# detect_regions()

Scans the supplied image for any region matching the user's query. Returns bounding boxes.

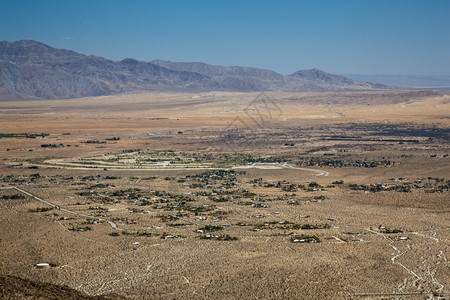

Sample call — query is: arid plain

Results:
[0,90,449,299]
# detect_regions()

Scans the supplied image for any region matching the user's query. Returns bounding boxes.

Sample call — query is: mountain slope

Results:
[151,59,287,92]
[151,59,284,80]
[0,40,211,99]
[0,40,389,100]
[279,68,388,92]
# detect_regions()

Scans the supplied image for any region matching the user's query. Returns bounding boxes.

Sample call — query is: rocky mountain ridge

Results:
[0,40,389,100]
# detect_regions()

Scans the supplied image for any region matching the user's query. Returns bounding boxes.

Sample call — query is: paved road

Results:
[233,162,329,178]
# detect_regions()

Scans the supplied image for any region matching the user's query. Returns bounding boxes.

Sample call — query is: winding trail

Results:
[364,228,447,294]
[365,228,424,287]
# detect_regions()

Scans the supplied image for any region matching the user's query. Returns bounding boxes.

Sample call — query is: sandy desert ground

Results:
[0,90,449,299]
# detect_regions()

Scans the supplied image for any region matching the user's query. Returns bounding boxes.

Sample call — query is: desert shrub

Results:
[69,226,92,232]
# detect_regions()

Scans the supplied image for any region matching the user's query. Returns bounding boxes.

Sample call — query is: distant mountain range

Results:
[345,74,450,89]
[0,40,389,100]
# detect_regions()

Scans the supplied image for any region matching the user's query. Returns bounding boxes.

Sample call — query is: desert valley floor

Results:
[0,90,449,299]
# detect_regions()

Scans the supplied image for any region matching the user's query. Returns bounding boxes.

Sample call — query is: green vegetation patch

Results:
[199,234,238,241]
[28,207,54,213]
[291,234,321,243]
[0,133,27,138]
[69,226,92,232]
[23,157,51,164]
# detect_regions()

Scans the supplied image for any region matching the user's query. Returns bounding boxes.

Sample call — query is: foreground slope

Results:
[0,275,126,300]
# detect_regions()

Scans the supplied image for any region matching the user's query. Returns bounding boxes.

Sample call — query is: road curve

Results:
[233,162,329,178]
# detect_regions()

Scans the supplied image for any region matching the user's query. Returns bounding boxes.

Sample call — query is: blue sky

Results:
[1,0,449,75]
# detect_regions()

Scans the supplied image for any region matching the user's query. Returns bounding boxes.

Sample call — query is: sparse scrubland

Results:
[0,91,449,299]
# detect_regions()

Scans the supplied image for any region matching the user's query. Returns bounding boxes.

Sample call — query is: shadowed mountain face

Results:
[0,40,389,100]
[0,275,126,300]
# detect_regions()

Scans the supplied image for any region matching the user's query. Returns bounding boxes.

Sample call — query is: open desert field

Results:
[1,90,449,299]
